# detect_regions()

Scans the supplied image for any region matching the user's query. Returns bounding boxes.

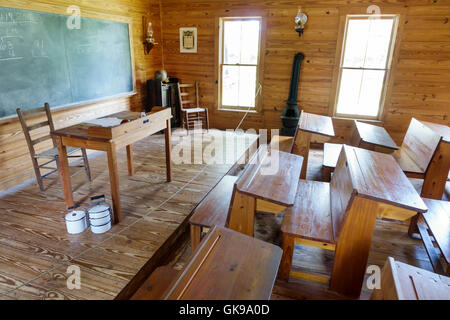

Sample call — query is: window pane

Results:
[342,19,370,68]
[238,66,257,107]
[240,20,260,65]
[222,65,257,107]
[224,21,241,64]
[336,69,385,117]
[222,66,239,106]
[364,19,394,69]
[224,20,260,65]
[342,17,394,69]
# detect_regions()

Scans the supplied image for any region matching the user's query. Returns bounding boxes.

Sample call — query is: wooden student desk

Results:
[292,111,335,179]
[228,145,304,237]
[131,226,282,300]
[279,145,427,297]
[371,257,450,300]
[52,108,172,223]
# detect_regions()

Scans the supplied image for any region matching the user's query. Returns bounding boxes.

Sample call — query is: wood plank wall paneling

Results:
[0,0,163,192]
[160,0,450,143]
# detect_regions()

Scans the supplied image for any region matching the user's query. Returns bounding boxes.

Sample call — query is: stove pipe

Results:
[280,52,305,136]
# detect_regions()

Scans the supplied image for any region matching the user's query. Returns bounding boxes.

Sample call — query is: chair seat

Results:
[184,107,207,113]
[422,198,450,264]
[189,175,238,229]
[392,148,424,175]
[323,143,344,169]
[35,146,80,159]
[281,180,335,244]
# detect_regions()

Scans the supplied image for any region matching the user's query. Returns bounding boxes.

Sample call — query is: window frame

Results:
[217,16,263,112]
[332,14,400,120]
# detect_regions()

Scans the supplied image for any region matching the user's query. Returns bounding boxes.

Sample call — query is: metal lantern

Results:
[295,8,308,37]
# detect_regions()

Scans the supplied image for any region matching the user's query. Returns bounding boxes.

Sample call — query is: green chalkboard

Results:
[0,6,134,118]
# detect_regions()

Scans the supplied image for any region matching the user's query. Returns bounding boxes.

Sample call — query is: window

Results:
[218,17,262,110]
[334,15,398,119]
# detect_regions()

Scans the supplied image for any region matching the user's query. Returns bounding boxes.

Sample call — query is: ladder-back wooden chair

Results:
[16,103,91,192]
[177,81,209,133]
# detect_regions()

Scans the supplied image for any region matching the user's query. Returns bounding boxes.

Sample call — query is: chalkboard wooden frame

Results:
[0,3,137,123]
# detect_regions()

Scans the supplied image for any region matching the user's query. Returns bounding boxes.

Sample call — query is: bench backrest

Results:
[330,146,356,240]
[348,120,362,146]
[402,118,441,172]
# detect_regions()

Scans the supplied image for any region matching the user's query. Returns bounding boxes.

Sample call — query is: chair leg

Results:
[181,111,186,131]
[32,157,45,192]
[81,148,92,181]
[185,112,189,134]
[205,109,210,132]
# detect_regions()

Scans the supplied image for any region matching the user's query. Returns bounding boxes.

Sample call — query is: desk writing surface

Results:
[298,111,335,137]
[236,145,303,206]
[343,145,427,212]
[52,109,171,141]
[163,226,282,300]
[355,121,398,150]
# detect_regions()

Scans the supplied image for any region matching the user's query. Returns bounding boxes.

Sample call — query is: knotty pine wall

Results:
[0,0,163,192]
[160,0,450,142]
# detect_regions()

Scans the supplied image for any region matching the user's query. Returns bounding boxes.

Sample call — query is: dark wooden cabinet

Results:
[147,79,181,128]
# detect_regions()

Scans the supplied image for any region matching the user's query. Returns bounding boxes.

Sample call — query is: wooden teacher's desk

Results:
[52,108,172,223]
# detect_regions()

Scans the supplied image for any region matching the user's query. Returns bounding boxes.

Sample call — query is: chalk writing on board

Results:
[0,36,23,61]
[32,39,48,58]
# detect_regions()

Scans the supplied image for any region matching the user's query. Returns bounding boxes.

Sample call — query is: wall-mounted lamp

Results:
[295,7,308,37]
[143,16,157,54]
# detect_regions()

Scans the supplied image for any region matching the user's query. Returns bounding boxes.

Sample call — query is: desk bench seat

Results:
[281,180,334,246]
[417,198,450,276]
[189,175,237,249]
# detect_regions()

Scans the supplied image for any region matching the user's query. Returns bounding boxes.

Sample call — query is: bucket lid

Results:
[88,205,110,219]
[88,204,109,214]
[65,210,86,222]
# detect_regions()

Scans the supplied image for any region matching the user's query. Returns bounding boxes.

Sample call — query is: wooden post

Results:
[228,190,256,237]
[107,143,122,223]
[165,119,172,182]
[278,235,295,281]
[126,144,134,176]
[56,136,74,208]
[330,197,379,297]
[292,131,311,179]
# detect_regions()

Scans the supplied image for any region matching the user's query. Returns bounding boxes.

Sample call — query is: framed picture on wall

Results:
[179,27,197,53]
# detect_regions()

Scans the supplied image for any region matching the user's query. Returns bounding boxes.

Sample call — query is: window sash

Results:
[334,15,398,119]
[219,17,261,110]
